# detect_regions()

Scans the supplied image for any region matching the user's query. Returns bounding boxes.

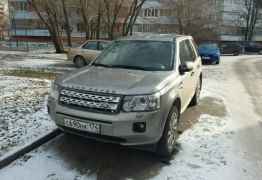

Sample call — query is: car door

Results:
[82,41,101,60]
[188,39,202,90]
[179,40,196,110]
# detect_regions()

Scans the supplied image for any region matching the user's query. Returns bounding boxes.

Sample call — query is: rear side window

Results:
[82,42,98,50]
[179,40,196,63]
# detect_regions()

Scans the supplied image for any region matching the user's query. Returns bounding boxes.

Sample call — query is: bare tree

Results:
[30,0,64,53]
[165,0,219,42]
[103,0,124,40]
[79,0,104,40]
[96,0,102,40]
[79,0,90,40]
[239,0,262,41]
[0,7,8,40]
[122,0,147,36]
[61,0,72,47]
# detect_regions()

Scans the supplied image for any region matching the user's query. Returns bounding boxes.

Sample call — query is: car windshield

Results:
[93,40,174,71]
[199,43,218,49]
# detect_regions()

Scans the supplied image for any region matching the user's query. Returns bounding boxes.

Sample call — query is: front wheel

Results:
[156,105,180,157]
[233,52,240,56]
[74,56,86,68]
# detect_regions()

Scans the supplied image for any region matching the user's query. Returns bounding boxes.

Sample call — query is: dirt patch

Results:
[179,96,227,132]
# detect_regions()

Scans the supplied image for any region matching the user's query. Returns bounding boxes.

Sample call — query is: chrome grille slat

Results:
[59,89,121,113]
[60,89,121,103]
[60,96,118,110]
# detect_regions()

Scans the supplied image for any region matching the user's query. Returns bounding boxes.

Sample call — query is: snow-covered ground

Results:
[0,55,262,180]
[0,76,56,159]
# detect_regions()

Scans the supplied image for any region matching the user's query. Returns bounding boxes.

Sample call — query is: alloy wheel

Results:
[167,110,179,151]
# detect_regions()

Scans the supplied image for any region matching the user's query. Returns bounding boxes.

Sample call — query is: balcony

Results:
[10,29,50,37]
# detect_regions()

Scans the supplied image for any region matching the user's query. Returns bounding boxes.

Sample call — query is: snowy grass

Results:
[0,76,56,158]
[0,69,58,80]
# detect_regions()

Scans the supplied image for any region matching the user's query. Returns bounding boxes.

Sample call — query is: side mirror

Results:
[179,62,194,75]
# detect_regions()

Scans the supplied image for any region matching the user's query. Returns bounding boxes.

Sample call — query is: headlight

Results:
[122,93,160,112]
[50,82,59,98]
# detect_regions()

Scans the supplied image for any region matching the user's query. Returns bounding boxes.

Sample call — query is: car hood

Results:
[56,66,175,95]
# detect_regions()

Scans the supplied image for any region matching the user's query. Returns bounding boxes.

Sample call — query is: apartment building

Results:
[9,0,90,42]
[8,0,177,41]
[133,0,177,34]
[9,0,261,42]
[8,0,50,41]
[219,0,262,41]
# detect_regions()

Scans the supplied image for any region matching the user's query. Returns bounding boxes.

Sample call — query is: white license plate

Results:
[64,118,100,134]
[202,56,210,60]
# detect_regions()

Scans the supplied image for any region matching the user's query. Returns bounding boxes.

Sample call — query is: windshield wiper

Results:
[93,63,148,70]
[109,65,148,71]
[93,63,113,68]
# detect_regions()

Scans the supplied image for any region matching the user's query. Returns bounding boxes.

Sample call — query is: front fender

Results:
[158,78,182,132]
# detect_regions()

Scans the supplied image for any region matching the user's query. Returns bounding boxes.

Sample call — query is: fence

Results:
[0,40,54,51]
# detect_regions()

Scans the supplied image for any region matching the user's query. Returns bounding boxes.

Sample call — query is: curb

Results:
[0,129,61,169]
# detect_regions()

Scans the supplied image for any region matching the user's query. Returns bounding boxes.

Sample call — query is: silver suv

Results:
[48,34,202,156]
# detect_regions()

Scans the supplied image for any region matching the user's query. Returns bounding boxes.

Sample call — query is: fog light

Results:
[133,122,146,133]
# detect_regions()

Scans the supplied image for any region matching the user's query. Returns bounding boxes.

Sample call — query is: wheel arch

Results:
[161,96,182,131]
[73,55,86,63]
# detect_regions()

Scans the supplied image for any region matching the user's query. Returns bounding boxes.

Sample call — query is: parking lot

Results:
[0,55,262,180]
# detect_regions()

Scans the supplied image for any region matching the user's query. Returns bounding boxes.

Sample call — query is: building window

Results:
[144,8,159,17]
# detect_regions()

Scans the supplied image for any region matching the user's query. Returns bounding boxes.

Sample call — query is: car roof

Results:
[85,40,111,43]
[118,33,191,42]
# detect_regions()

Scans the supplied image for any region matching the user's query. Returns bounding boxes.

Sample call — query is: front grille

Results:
[59,89,121,113]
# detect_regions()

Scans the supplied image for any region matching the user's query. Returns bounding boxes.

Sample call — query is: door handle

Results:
[178,82,183,89]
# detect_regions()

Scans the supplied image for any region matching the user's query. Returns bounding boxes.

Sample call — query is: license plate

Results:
[64,118,100,134]
[202,56,210,60]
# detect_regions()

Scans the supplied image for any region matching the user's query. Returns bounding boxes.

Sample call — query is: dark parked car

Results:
[243,42,262,54]
[220,42,242,56]
[198,43,221,65]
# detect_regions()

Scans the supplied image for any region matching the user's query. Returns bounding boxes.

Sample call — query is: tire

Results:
[190,78,202,106]
[156,105,180,157]
[233,52,239,56]
[74,56,86,68]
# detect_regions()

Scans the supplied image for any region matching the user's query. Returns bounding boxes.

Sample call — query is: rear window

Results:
[82,42,98,50]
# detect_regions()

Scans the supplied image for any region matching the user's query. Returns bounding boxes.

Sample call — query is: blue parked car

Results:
[198,43,221,64]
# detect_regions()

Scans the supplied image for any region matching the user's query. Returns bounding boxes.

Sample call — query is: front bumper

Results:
[48,96,163,146]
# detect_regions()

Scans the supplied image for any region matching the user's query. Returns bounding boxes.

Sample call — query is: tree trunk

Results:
[61,0,72,47]
[96,1,102,40]
[31,0,64,53]
[80,0,90,40]
[122,0,146,36]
